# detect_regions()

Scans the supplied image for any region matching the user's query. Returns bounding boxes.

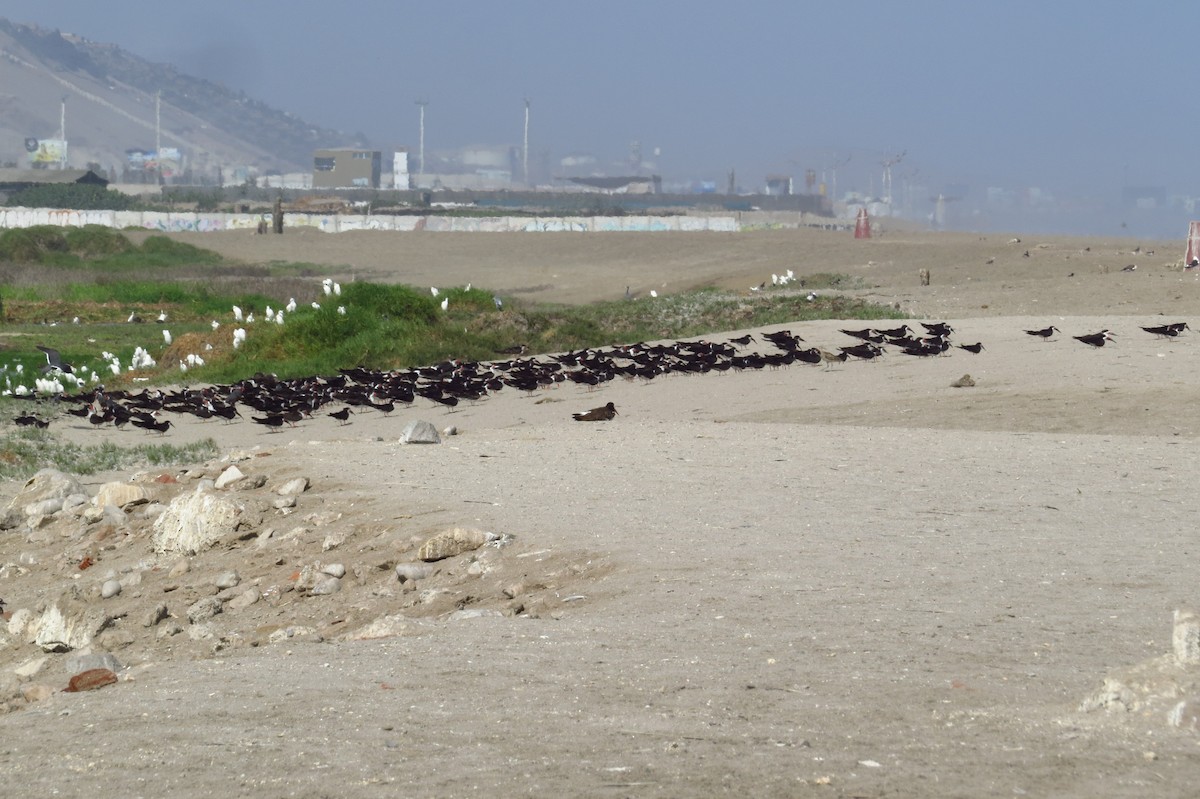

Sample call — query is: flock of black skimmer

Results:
[8,319,1191,433]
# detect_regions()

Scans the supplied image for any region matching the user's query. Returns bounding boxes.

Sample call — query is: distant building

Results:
[764,175,793,196]
[312,149,381,189]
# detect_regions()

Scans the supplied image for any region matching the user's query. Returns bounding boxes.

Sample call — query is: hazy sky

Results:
[5,1,1199,218]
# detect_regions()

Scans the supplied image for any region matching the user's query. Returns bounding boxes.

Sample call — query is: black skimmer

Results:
[1025,326,1059,339]
[1073,330,1114,347]
[251,414,287,431]
[1141,322,1189,338]
[328,407,353,425]
[573,401,617,422]
[14,415,49,429]
[1120,264,1137,272]
[957,342,985,354]
[921,322,954,337]
[36,345,74,374]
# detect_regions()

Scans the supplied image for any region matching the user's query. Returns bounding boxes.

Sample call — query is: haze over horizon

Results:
[4,1,1199,238]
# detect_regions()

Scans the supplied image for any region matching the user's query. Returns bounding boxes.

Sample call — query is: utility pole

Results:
[415,99,428,176]
[522,97,530,186]
[59,95,67,169]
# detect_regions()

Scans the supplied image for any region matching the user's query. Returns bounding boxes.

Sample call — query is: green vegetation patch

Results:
[0,427,218,481]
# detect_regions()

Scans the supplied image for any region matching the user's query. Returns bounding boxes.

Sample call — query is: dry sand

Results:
[2,224,1199,797]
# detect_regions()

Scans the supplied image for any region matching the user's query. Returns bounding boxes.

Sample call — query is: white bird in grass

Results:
[246,313,255,324]
[430,287,439,297]
[162,329,172,346]
[232,328,247,349]
[440,297,449,311]
[337,306,346,315]
[275,312,285,325]
[332,282,341,296]
[311,301,321,310]
[157,310,168,323]
[286,297,297,313]
[265,306,275,323]
[211,320,220,330]
[322,278,333,296]
[233,305,243,322]
[650,290,658,298]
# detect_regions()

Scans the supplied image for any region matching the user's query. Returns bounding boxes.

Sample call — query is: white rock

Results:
[1174,608,1200,666]
[227,588,260,611]
[93,482,150,508]
[446,608,504,621]
[32,602,111,652]
[395,562,435,583]
[276,477,310,496]
[214,465,246,490]
[214,571,241,590]
[6,608,34,638]
[24,497,64,517]
[7,469,84,511]
[152,487,243,555]
[320,563,346,579]
[400,420,441,444]
[310,575,341,595]
[100,579,122,599]
[12,656,48,678]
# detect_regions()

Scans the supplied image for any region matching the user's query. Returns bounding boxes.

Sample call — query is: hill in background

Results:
[0,18,368,182]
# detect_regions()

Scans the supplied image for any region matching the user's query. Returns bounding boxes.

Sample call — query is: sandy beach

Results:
[1,224,1198,797]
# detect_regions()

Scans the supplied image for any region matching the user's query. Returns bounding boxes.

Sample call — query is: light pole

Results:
[522,97,530,186]
[415,99,428,176]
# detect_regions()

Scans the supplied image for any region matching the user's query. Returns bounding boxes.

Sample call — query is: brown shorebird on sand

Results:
[573,401,617,422]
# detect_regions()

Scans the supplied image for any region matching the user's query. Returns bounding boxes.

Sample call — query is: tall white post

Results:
[523,98,530,186]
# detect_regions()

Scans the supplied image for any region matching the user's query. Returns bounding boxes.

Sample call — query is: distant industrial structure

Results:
[312,149,382,189]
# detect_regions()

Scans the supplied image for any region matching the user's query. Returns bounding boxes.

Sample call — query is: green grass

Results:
[0,426,218,482]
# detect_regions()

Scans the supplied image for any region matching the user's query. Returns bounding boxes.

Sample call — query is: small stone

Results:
[320,563,346,579]
[143,604,169,628]
[65,668,118,693]
[157,622,184,639]
[21,683,55,703]
[13,656,48,678]
[277,477,310,496]
[418,527,495,562]
[214,465,246,490]
[400,420,441,444]
[322,531,346,551]
[442,425,458,437]
[273,496,297,510]
[395,562,434,583]
[1168,697,1200,731]
[446,608,503,621]
[168,559,190,578]
[186,596,224,624]
[214,571,241,590]
[310,575,341,596]
[93,482,150,509]
[25,497,64,517]
[100,580,122,599]
[65,652,122,675]
[950,374,976,388]
[1173,608,1200,666]
[228,588,260,610]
